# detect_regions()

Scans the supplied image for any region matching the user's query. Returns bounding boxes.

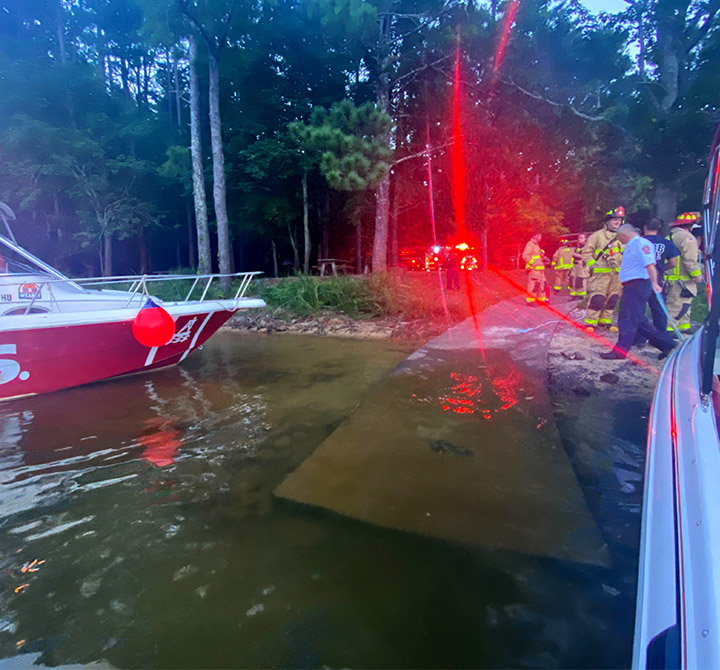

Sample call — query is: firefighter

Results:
[581,207,625,332]
[551,238,573,294]
[521,232,548,304]
[666,211,703,332]
[569,234,589,299]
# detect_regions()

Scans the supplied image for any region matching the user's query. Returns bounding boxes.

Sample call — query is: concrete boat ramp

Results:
[275,297,610,566]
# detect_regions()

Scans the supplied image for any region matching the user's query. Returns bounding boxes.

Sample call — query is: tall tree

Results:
[308,0,452,271]
[188,35,212,273]
[179,0,243,286]
[290,100,393,270]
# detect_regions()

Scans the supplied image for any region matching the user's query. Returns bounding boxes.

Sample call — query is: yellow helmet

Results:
[670,211,701,227]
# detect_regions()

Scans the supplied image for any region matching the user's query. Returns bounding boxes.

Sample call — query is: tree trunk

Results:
[55,0,67,66]
[372,176,390,273]
[355,215,362,273]
[208,49,233,286]
[121,58,131,99]
[302,171,310,274]
[97,27,107,87]
[371,21,392,273]
[654,1,682,113]
[318,181,330,259]
[59,0,76,128]
[186,199,196,268]
[139,229,148,273]
[480,225,488,270]
[134,66,142,105]
[287,222,300,270]
[188,36,211,275]
[271,239,279,277]
[174,54,182,130]
[655,183,677,226]
[390,180,399,267]
[103,234,113,277]
[166,50,173,118]
[142,56,150,106]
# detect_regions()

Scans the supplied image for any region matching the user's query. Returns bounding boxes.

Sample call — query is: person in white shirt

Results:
[600,224,676,360]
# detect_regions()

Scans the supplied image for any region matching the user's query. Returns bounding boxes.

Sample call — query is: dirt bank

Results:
[226,310,450,343]
[547,302,665,402]
[227,269,526,344]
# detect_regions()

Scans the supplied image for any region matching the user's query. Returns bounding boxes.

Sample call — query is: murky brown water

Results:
[0,332,636,669]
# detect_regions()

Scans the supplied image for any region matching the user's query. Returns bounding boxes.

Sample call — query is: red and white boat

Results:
[0,213,265,401]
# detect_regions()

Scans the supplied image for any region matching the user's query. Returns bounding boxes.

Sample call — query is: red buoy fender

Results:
[132,298,175,347]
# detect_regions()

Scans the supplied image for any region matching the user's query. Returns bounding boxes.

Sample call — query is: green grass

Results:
[258,271,518,322]
[260,276,377,317]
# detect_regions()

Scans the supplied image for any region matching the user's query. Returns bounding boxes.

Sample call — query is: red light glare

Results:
[493,0,520,78]
[452,44,467,241]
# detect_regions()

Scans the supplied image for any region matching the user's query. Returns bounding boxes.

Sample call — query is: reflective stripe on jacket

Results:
[522,239,545,270]
[581,228,622,273]
[552,247,574,270]
[667,228,702,282]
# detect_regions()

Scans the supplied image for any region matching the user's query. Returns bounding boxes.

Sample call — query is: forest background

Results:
[0,0,718,278]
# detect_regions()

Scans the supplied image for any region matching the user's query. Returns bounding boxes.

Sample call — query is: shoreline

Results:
[227,298,666,404]
[225,310,455,344]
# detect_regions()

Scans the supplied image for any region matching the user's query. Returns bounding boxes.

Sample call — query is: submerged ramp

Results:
[275,297,610,565]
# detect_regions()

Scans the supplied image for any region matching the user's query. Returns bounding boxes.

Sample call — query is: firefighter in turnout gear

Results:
[666,211,703,332]
[522,232,548,304]
[551,238,574,294]
[569,234,589,299]
[581,207,625,331]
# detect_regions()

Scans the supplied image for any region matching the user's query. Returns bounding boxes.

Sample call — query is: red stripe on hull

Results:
[0,310,235,400]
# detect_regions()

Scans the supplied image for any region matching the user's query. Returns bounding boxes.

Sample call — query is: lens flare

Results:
[451,41,467,242]
[493,0,520,80]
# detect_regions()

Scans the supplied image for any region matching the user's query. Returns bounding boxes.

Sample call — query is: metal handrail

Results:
[0,271,263,314]
[73,271,262,286]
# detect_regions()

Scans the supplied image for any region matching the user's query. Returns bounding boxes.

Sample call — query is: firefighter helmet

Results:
[670,211,701,227]
[605,206,625,219]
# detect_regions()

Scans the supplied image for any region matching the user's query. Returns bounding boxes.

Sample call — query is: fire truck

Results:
[399,243,479,272]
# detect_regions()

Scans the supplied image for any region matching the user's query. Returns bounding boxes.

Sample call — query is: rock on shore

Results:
[227,310,449,342]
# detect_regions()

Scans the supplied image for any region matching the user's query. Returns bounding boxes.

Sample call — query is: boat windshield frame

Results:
[0,234,77,285]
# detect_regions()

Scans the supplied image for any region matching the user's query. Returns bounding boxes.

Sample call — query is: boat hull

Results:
[0,305,245,401]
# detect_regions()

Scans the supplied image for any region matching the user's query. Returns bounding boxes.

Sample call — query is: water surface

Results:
[0,332,637,668]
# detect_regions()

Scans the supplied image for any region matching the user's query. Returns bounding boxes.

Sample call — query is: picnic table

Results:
[317,258,353,276]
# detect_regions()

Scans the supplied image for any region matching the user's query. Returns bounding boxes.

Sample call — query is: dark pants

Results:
[445,265,460,290]
[617,279,675,355]
[634,290,669,345]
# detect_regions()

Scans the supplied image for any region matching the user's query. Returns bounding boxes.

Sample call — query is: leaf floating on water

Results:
[21,559,43,573]
[429,440,473,457]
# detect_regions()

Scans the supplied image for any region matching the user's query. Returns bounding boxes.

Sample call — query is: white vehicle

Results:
[633,132,720,668]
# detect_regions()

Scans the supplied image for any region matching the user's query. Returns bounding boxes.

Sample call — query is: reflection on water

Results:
[138,418,183,468]
[0,332,637,669]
